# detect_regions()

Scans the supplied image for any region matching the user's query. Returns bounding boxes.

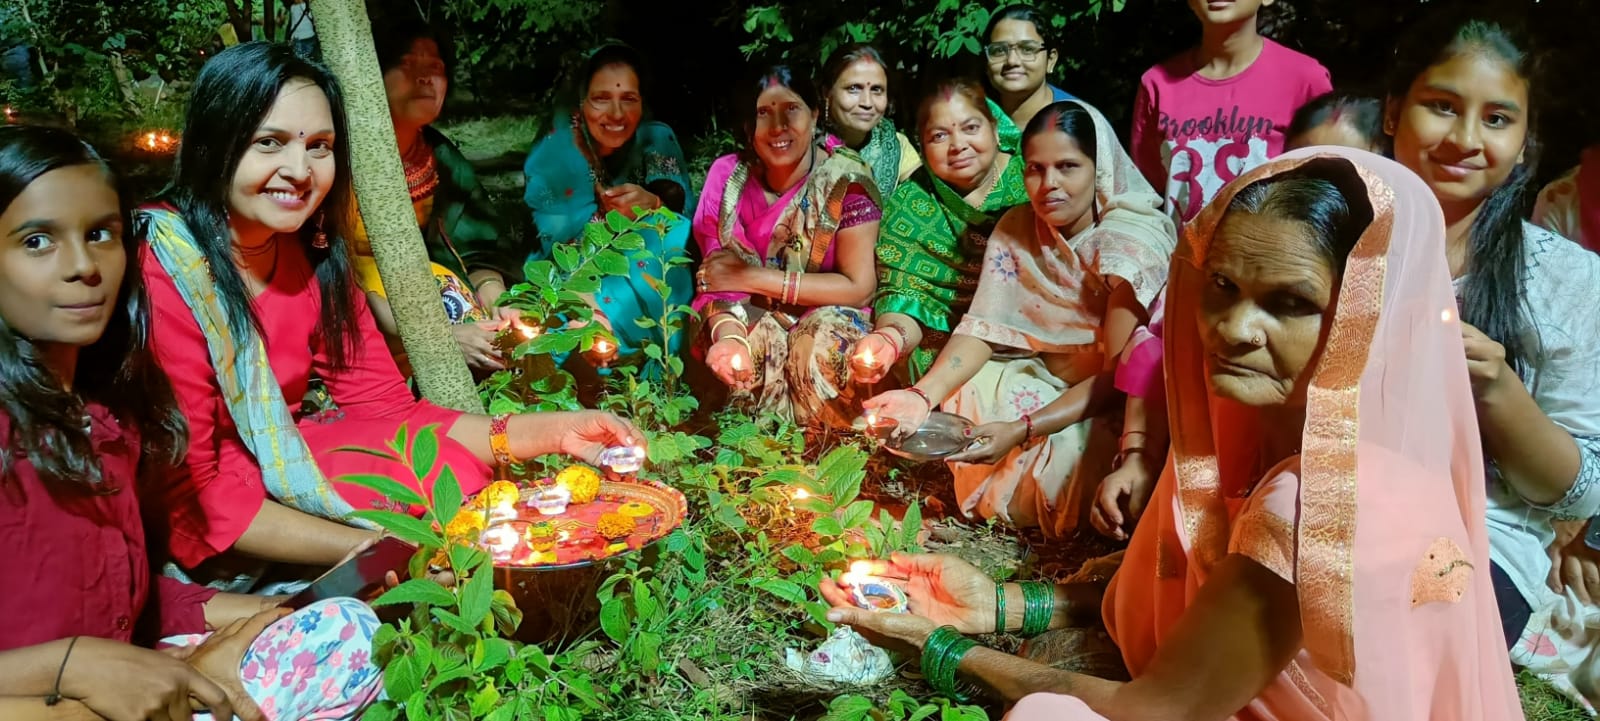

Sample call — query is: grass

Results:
[1521,671,1591,721]
[438,113,545,163]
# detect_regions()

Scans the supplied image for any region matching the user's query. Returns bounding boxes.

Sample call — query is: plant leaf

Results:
[373,579,456,608]
[432,466,462,529]
[599,596,630,642]
[754,578,807,603]
[458,567,494,624]
[430,607,478,635]
[348,511,442,548]
[332,474,426,509]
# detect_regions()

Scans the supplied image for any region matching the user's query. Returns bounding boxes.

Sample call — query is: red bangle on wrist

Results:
[1022,414,1035,441]
[907,386,933,410]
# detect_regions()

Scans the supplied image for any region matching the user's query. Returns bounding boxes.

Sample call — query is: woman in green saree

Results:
[853,77,1029,385]
[818,43,921,198]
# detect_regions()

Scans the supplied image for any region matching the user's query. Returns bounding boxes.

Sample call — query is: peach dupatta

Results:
[1011,147,1523,720]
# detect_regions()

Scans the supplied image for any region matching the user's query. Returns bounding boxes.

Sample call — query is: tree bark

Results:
[308,0,484,413]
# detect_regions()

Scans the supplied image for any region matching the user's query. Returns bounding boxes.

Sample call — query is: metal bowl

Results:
[883,412,977,462]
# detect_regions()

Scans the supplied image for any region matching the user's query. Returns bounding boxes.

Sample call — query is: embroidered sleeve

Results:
[1229,463,1302,584]
[1530,435,1600,521]
[839,187,882,229]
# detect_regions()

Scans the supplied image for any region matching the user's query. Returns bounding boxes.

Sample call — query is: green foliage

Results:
[354,207,988,717]
[2,0,225,124]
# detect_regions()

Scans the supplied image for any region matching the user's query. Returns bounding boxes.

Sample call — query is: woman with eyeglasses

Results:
[1128,0,1330,224]
[522,42,696,374]
[981,5,1079,152]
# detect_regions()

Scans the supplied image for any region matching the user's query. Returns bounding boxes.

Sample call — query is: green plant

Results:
[336,424,606,721]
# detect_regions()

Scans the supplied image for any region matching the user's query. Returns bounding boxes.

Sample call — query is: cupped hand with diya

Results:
[819,553,1101,657]
[860,334,994,439]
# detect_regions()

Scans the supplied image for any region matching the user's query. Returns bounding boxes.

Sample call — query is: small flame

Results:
[730,352,745,371]
[793,487,811,500]
[858,346,876,367]
[482,525,519,553]
[1440,308,1455,323]
[594,339,615,356]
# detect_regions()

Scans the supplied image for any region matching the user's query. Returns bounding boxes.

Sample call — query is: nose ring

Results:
[1250,334,1264,346]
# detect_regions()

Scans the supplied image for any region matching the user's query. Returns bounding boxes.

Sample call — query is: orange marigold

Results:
[596,511,636,540]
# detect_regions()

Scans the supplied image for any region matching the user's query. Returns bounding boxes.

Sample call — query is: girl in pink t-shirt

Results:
[1130,0,1331,222]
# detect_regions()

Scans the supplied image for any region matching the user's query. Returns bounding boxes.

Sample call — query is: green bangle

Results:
[993,582,1007,634]
[921,626,979,701]
[1019,581,1055,637]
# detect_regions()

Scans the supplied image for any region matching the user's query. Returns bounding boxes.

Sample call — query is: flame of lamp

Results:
[481,523,520,561]
[488,500,517,523]
[730,352,745,371]
[792,487,811,500]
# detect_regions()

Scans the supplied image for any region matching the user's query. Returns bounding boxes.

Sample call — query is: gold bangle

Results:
[709,315,746,341]
[722,334,753,357]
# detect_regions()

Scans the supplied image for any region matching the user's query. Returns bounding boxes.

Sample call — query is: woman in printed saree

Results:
[356,17,524,373]
[818,43,921,198]
[522,42,696,369]
[824,147,1525,721]
[0,124,381,721]
[139,43,643,580]
[853,77,1028,385]
[866,100,1173,536]
[693,65,882,428]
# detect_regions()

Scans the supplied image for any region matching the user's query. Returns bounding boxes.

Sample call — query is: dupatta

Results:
[141,207,369,528]
[956,100,1175,353]
[1102,147,1521,720]
[693,144,879,325]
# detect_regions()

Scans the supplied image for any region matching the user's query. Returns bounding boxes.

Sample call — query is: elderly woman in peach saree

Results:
[822,147,1523,720]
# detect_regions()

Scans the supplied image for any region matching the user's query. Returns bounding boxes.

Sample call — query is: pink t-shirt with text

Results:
[1130,38,1332,223]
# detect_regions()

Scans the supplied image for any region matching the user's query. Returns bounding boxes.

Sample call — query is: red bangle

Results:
[907,386,933,410]
[1022,414,1035,441]
[870,329,903,356]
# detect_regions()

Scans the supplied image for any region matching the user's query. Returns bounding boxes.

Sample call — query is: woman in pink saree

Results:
[822,146,1522,720]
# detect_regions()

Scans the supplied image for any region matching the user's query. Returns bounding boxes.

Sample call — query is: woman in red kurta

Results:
[138,43,641,576]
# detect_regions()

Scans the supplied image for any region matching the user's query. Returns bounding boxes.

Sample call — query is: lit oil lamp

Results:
[862,409,897,440]
[591,337,617,365]
[487,498,518,523]
[792,487,811,500]
[839,560,908,613]
[598,445,646,476]
[480,521,523,563]
[529,485,572,516]
[850,345,883,381]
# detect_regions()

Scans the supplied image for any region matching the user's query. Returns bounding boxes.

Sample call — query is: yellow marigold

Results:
[617,501,654,518]
[474,480,521,510]
[557,465,602,504]
[596,511,636,540]
[444,509,486,541]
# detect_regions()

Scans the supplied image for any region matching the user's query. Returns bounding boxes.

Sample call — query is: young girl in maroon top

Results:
[0,125,381,721]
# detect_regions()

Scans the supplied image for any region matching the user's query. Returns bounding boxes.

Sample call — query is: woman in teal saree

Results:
[522,42,695,372]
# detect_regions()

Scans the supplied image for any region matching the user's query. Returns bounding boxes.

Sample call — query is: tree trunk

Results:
[221,0,252,43]
[263,0,278,41]
[308,0,484,413]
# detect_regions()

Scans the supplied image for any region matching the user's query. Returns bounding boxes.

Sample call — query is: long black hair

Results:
[153,41,358,369]
[0,125,186,490]
[1388,10,1541,374]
